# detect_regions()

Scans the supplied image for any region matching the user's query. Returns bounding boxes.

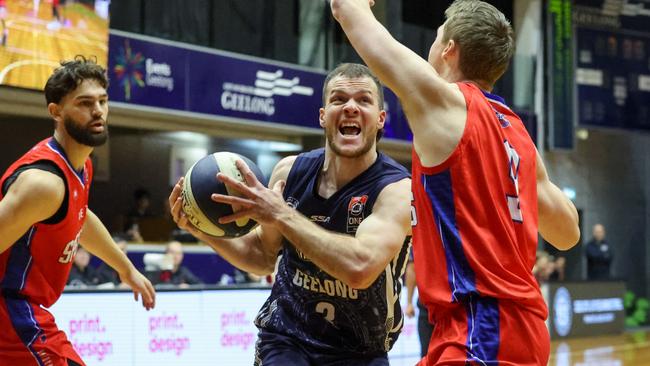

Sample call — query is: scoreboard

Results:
[574,0,650,131]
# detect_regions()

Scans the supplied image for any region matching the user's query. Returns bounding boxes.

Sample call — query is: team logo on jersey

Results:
[310,215,330,223]
[491,106,511,128]
[347,195,368,233]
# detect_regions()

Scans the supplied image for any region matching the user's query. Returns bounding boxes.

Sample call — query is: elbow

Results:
[555,227,581,251]
[344,264,379,290]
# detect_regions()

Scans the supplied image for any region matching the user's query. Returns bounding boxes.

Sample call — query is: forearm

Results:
[276,210,374,288]
[80,210,135,274]
[538,182,580,250]
[199,229,276,276]
[331,1,431,100]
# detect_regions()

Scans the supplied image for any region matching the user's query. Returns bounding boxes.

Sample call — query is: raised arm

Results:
[80,210,156,310]
[330,0,466,166]
[0,170,64,254]
[536,152,580,250]
[169,157,294,275]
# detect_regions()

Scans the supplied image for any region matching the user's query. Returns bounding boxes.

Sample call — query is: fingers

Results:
[218,209,253,224]
[142,280,156,310]
[217,172,256,198]
[168,178,183,209]
[211,193,253,207]
[170,178,185,223]
[236,159,262,188]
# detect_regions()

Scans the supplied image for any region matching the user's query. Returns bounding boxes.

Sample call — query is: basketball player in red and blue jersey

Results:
[170,63,412,365]
[0,56,156,366]
[332,1,580,365]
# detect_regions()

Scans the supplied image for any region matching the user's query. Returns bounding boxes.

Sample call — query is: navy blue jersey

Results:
[255,148,411,357]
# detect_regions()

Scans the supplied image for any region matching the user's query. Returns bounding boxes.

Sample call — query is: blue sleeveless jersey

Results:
[255,148,411,356]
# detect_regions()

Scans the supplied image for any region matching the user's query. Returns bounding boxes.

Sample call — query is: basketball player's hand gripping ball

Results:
[180,152,267,237]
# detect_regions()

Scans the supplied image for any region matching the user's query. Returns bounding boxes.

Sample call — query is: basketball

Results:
[181,152,267,237]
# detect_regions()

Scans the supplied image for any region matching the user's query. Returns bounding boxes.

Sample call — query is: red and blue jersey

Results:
[411,82,545,320]
[0,138,92,308]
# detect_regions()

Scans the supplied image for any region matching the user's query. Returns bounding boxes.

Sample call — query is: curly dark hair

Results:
[44,55,108,105]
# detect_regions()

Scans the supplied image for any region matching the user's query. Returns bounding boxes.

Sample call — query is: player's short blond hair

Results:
[443,0,514,86]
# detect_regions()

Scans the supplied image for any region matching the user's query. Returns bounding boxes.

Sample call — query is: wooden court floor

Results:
[549,330,650,365]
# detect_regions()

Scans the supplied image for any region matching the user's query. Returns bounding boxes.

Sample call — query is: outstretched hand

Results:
[212,159,288,226]
[119,269,156,310]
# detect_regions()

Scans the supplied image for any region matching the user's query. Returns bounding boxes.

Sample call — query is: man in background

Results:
[586,223,613,280]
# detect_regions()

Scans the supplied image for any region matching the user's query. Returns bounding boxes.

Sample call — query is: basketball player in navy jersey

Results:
[169,63,412,365]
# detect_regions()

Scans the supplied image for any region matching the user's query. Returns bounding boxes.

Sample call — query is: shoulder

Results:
[378,153,410,176]
[374,177,411,212]
[9,169,65,202]
[269,155,298,185]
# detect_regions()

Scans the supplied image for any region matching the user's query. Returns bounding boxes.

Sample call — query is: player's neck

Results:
[320,148,377,195]
[53,131,93,171]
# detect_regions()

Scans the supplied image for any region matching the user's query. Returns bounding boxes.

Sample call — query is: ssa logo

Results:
[346,195,368,233]
[113,39,174,100]
[221,69,314,117]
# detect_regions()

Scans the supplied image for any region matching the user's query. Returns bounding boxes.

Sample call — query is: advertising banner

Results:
[108,31,413,142]
[546,281,626,339]
[51,288,421,365]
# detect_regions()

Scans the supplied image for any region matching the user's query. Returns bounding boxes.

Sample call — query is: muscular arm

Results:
[276,178,412,289]
[169,157,294,275]
[330,0,466,166]
[0,170,64,254]
[536,152,580,250]
[212,159,411,288]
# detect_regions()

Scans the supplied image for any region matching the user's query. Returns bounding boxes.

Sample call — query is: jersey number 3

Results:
[504,140,523,223]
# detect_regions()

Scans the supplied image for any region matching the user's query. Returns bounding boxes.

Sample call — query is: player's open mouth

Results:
[339,123,361,136]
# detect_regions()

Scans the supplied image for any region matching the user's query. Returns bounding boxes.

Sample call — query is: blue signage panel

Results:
[108,31,413,141]
[109,35,187,110]
[187,51,323,128]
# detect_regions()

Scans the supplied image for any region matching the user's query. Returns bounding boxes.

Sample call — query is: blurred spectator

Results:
[67,246,98,287]
[123,188,153,241]
[549,256,566,282]
[152,241,203,288]
[533,251,553,284]
[586,223,613,280]
[96,235,130,288]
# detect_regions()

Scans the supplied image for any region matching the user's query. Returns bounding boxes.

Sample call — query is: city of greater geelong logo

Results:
[113,39,174,100]
[221,70,314,117]
[347,195,368,233]
[553,287,573,337]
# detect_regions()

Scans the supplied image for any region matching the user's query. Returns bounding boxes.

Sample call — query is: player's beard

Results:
[64,116,109,147]
[326,125,375,158]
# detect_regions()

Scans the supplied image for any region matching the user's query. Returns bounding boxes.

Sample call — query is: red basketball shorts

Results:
[418,296,549,366]
[0,296,84,366]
